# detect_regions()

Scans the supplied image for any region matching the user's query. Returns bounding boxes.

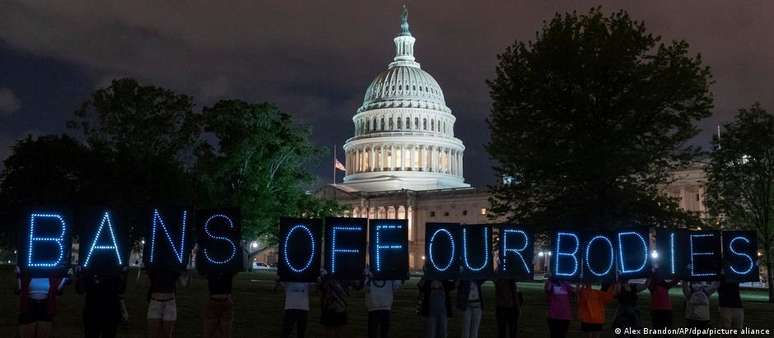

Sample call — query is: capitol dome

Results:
[341,6,469,192]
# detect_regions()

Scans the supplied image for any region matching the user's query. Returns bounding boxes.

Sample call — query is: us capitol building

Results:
[312,8,708,271]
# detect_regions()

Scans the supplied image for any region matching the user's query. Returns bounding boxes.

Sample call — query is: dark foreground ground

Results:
[0,266,772,337]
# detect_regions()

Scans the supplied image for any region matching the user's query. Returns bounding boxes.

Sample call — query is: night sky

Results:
[2,1,774,187]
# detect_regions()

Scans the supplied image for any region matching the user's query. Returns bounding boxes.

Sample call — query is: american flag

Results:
[334,158,346,171]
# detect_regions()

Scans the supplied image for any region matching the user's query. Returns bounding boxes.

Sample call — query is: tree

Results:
[68,78,200,207]
[195,100,341,246]
[706,103,774,302]
[0,135,104,248]
[487,8,712,230]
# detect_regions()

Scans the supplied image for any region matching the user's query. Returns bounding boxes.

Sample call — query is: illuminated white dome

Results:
[341,6,469,192]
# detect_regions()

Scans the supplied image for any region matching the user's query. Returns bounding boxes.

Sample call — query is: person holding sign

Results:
[577,282,617,338]
[16,266,69,338]
[278,279,313,338]
[717,275,744,334]
[611,280,647,337]
[202,271,236,338]
[682,281,719,337]
[362,266,402,338]
[319,272,352,338]
[75,265,128,338]
[145,268,190,338]
[417,273,455,338]
[457,279,485,338]
[646,270,680,338]
[494,278,521,338]
[544,276,574,338]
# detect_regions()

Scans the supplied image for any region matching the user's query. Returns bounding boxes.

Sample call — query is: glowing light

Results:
[670,233,676,275]
[250,241,258,249]
[148,209,188,264]
[554,232,579,277]
[651,250,659,260]
[329,226,362,273]
[462,227,490,272]
[617,231,648,274]
[689,233,716,277]
[428,228,455,272]
[501,229,530,273]
[27,213,67,268]
[202,214,237,265]
[83,211,123,267]
[585,235,614,277]
[538,251,544,257]
[374,224,403,272]
[728,236,754,275]
[283,224,316,273]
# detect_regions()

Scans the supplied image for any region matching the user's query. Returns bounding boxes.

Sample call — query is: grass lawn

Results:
[1,266,773,337]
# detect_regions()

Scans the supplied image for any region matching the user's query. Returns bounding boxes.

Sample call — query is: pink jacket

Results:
[545,280,574,320]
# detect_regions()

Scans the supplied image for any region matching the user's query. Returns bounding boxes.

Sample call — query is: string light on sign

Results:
[27,213,67,268]
[689,233,716,277]
[203,214,237,265]
[728,236,754,275]
[617,231,648,274]
[374,224,403,272]
[283,224,316,273]
[329,226,362,274]
[502,229,530,273]
[554,232,579,277]
[149,209,188,264]
[585,235,614,277]
[428,228,455,272]
[462,227,489,272]
[83,211,123,267]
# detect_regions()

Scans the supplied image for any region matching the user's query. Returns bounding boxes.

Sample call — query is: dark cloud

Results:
[1,1,773,186]
[0,88,21,116]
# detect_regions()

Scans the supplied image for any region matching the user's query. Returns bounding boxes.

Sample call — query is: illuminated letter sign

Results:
[278,218,322,282]
[369,219,409,280]
[22,210,72,276]
[144,208,191,271]
[497,225,533,280]
[582,232,615,281]
[654,229,686,279]
[616,228,650,279]
[460,224,493,279]
[687,230,721,280]
[196,209,243,273]
[552,231,581,280]
[80,210,127,272]
[324,217,367,280]
[722,231,758,282]
[425,223,460,279]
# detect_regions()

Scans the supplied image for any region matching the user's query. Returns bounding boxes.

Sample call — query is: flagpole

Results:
[333,144,337,185]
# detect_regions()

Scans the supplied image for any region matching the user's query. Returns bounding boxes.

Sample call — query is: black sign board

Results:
[196,209,243,274]
[722,231,759,283]
[77,208,130,274]
[459,224,494,280]
[551,230,582,281]
[581,231,616,282]
[497,225,534,281]
[143,208,192,272]
[19,209,72,277]
[424,223,460,280]
[368,219,409,280]
[278,218,322,282]
[324,217,367,280]
[614,227,651,280]
[685,230,722,281]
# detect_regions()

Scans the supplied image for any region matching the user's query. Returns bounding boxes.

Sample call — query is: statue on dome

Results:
[400,4,411,36]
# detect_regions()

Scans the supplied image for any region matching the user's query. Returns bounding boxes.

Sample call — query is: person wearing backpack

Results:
[682,281,719,337]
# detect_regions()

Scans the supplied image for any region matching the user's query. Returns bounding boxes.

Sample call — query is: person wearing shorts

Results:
[16,266,68,338]
[203,271,236,338]
[717,279,743,335]
[146,268,187,338]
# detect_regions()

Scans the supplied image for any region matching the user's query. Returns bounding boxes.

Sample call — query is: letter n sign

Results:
[369,219,409,280]
[425,223,459,279]
[325,217,367,280]
[196,209,243,274]
[20,209,72,277]
[278,218,322,282]
[497,225,533,280]
[722,231,758,283]
[78,208,129,273]
[143,208,192,272]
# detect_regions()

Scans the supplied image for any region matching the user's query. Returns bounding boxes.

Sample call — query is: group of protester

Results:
[16,262,746,338]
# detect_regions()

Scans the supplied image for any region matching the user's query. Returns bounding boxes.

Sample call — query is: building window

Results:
[462,210,468,216]
[444,212,449,217]
[430,211,435,217]
[480,208,487,215]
